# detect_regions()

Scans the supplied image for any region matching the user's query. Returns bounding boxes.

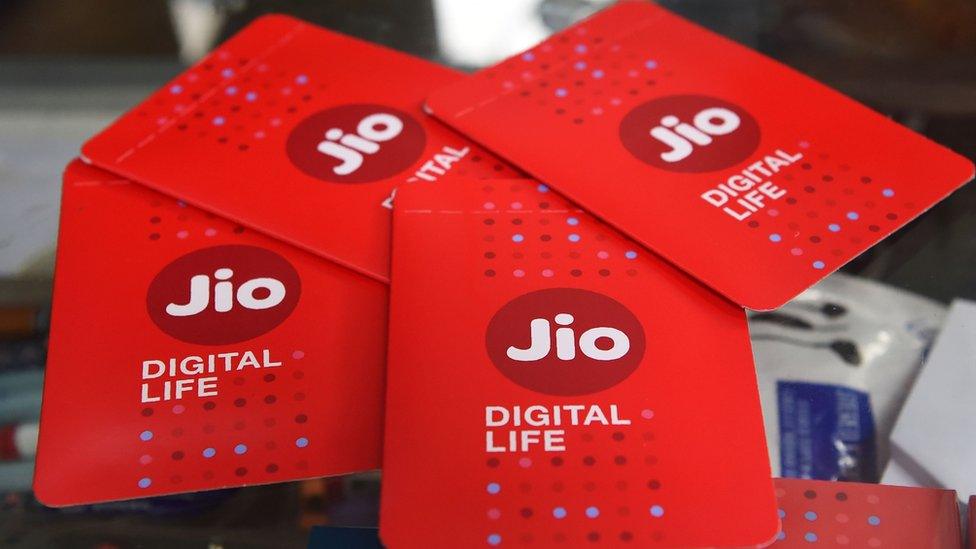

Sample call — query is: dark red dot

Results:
[804,186,815,193]
[648,479,661,490]
[804,489,817,499]
[573,118,583,124]
[836,491,848,501]
[484,269,496,277]
[786,197,797,205]
[861,176,872,183]
[583,456,596,466]
[172,451,184,460]
[266,463,279,473]
[487,457,500,468]
[295,414,308,423]
[747,220,760,228]
[520,507,534,518]
[218,136,228,144]
[233,376,245,386]
[141,408,153,417]
[551,456,564,466]
[484,218,495,225]
[263,373,276,382]
[540,234,552,241]
[612,432,625,441]
[485,251,496,258]
[570,269,582,277]
[149,233,161,241]
[234,398,246,407]
[235,467,247,477]
[614,455,627,465]
[620,531,634,542]
[822,175,834,182]
[203,401,216,410]
[555,108,566,115]
[539,202,550,209]
[587,532,601,542]
[886,213,898,220]
[233,226,245,234]
[868,225,880,232]
[264,395,277,404]
[598,269,610,277]
[512,218,522,225]
[801,163,812,170]
[810,235,821,243]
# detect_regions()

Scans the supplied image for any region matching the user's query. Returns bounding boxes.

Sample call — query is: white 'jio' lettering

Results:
[507,313,630,362]
[649,107,740,163]
[165,268,286,317]
[315,113,404,175]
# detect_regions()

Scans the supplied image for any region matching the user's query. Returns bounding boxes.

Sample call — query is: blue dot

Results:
[585,506,600,518]
[574,61,587,71]
[847,211,859,220]
[537,184,549,193]
[769,233,782,242]
[805,511,818,521]
[553,507,567,519]
[555,88,568,98]
[777,532,787,540]
[592,69,605,79]
[645,59,658,69]
[295,74,309,84]
[234,443,248,455]
[650,505,664,518]
[882,188,895,197]
[521,52,535,62]
[245,91,258,102]
[575,44,588,54]
[487,534,501,546]
[804,532,818,542]
[778,509,786,518]
[138,477,152,489]
[487,482,501,495]
[202,447,216,458]
[625,250,638,259]
[512,234,524,243]
[868,515,880,526]
[225,86,238,95]
[567,217,579,226]
[221,68,234,78]
[169,85,183,94]
[139,430,153,441]
[296,437,309,448]
[828,223,841,232]
[813,260,825,270]
[212,116,225,126]
[568,234,581,242]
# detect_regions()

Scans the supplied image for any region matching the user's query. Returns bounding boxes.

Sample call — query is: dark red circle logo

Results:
[619,94,760,173]
[147,245,301,345]
[485,288,645,395]
[286,104,426,183]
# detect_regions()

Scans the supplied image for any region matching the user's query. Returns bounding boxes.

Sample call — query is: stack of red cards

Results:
[35,2,972,548]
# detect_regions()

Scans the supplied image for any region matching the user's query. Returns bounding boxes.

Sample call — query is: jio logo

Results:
[147,245,301,345]
[286,104,426,183]
[619,95,760,172]
[485,288,645,395]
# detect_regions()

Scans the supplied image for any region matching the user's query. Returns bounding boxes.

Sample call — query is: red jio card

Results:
[34,160,389,505]
[771,479,960,548]
[81,14,517,283]
[380,179,777,548]
[425,1,975,310]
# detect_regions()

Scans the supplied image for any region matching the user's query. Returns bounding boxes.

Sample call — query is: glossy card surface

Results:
[770,478,960,548]
[35,160,389,505]
[381,179,777,548]
[425,1,974,310]
[82,14,518,283]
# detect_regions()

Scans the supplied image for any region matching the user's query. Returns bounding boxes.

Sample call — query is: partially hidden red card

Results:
[381,179,777,548]
[35,160,389,505]
[81,14,518,283]
[425,1,975,310]
[771,478,960,548]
